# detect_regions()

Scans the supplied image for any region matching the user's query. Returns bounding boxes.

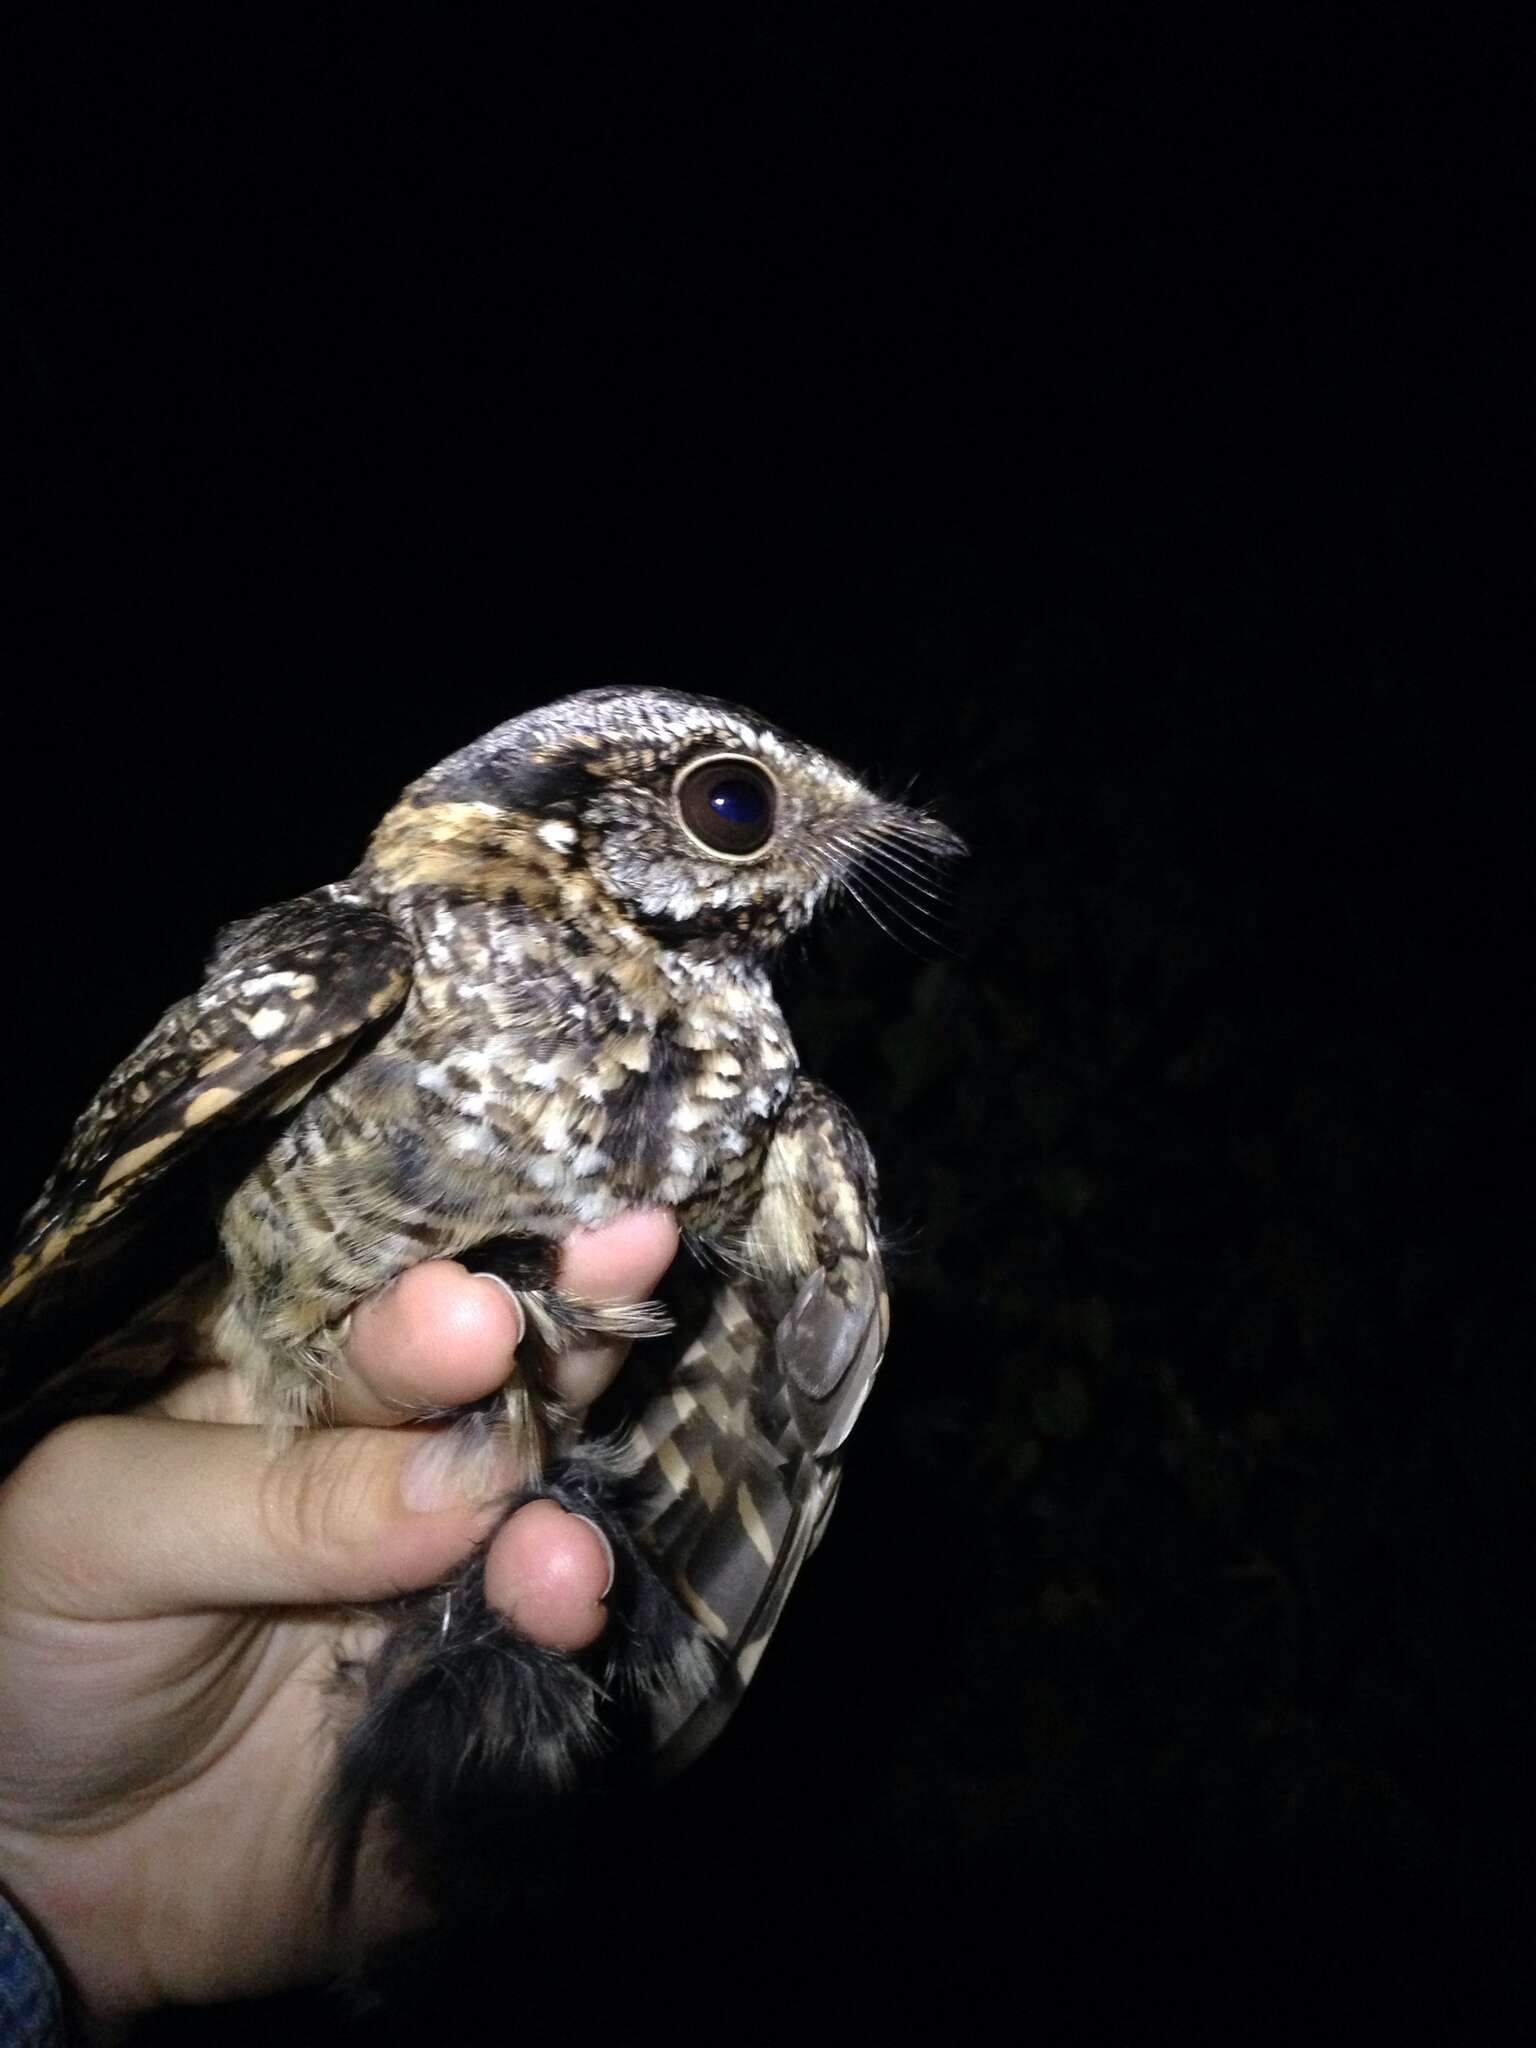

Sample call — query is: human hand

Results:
[0,1210,679,2023]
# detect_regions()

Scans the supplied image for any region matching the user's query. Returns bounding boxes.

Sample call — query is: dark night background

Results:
[2,6,1531,2036]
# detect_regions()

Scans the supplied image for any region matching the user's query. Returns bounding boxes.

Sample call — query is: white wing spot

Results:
[656,1438,692,1498]
[698,1383,736,1434]
[736,1483,776,1567]
[693,1444,725,1510]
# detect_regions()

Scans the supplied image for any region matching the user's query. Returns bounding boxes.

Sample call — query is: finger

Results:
[0,1414,517,1622]
[482,1499,616,1653]
[334,1210,679,1425]
[550,1208,681,1407]
[336,1260,523,1426]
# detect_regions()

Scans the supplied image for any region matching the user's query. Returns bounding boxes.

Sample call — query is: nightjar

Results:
[0,686,963,1899]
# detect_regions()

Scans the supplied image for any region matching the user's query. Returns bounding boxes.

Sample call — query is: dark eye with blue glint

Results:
[676,756,777,856]
[710,778,766,826]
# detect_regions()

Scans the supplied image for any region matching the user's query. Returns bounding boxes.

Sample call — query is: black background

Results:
[3,6,1531,2036]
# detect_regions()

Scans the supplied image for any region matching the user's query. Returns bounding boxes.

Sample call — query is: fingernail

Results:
[473,1273,526,1348]
[402,1427,517,1513]
[569,1514,617,1601]
[549,1341,623,1409]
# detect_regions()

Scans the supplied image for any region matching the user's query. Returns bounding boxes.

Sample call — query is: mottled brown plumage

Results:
[0,686,962,1900]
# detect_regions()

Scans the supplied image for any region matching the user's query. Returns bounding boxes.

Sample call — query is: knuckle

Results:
[258,1428,383,1570]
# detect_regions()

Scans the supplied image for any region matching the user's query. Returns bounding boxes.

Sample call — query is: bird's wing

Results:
[0,886,410,1412]
[625,1075,887,1771]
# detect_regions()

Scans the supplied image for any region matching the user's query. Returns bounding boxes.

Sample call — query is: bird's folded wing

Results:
[624,1076,887,1771]
[0,886,410,1384]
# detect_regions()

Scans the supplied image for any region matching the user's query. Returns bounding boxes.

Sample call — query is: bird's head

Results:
[364,686,965,956]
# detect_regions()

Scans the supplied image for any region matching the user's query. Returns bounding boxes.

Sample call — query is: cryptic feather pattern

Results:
[0,686,962,1898]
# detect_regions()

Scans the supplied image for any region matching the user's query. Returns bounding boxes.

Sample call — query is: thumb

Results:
[0,1414,510,1622]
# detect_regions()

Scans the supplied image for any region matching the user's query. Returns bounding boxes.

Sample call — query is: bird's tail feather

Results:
[323,1438,715,1916]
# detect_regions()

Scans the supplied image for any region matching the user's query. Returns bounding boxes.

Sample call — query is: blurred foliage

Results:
[756,573,1534,1966]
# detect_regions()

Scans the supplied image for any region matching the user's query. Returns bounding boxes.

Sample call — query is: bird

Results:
[0,685,964,1903]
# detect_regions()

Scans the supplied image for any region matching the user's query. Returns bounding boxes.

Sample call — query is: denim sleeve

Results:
[0,1896,65,2047]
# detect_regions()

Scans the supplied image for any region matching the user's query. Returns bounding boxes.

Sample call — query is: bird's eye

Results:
[675,755,777,857]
